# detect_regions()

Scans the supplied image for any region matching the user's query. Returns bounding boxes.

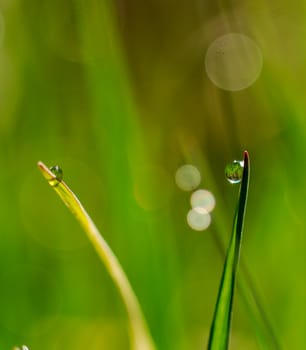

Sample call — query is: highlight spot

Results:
[175,164,201,191]
[190,189,216,212]
[205,33,263,91]
[187,207,211,231]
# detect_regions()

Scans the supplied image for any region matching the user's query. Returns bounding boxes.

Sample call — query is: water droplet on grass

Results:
[225,160,244,184]
[49,165,63,181]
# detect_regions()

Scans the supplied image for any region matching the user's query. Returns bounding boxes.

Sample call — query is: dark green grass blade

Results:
[207,150,250,350]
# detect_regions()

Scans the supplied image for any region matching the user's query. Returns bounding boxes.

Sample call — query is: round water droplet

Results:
[187,207,211,231]
[49,165,63,181]
[190,189,216,212]
[225,160,244,184]
[205,33,263,91]
[175,164,201,191]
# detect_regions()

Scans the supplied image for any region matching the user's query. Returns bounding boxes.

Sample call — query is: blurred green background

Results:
[0,0,305,349]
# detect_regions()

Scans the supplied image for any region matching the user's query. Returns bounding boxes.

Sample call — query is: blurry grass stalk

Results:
[37,161,156,350]
[207,151,249,350]
[237,260,283,349]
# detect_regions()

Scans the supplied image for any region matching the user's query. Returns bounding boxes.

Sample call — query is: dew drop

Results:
[49,165,63,181]
[225,160,244,184]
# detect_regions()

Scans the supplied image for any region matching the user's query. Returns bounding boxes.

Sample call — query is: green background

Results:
[0,0,304,349]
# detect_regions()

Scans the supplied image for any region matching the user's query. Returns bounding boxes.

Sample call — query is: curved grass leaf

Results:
[37,161,156,350]
[207,150,250,350]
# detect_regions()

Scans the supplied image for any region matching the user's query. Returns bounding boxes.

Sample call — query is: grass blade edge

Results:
[207,150,250,350]
[37,161,156,350]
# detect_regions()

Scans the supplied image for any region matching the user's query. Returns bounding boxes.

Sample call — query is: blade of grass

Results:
[207,150,250,350]
[180,142,281,349]
[37,161,156,350]
[211,227,282,350]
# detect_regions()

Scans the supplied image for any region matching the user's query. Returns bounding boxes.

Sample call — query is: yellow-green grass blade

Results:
[37,161,156,350]
[207,151,250,350]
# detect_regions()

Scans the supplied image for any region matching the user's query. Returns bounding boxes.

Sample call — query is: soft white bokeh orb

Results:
[187,207,211,231]
[175,164,201,191]
[190,189,216,212]
[205,33,263,91]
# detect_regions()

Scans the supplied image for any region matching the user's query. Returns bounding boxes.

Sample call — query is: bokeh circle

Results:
[205,33,263,91]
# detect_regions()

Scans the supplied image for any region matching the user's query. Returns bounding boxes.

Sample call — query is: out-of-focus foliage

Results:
[0,0,304,349]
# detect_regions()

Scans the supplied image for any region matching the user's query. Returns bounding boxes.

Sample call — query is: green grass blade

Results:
[207,150,250,350]
[37,161,156,350]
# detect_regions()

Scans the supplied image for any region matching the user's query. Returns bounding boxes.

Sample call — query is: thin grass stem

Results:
[37,161,156,350]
